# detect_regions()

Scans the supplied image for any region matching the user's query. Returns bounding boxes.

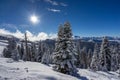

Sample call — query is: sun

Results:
[30,15,39,24]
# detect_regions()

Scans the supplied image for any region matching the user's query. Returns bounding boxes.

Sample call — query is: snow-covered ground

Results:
[0,41,120,80]
[0,58,119,80]
[0,58,79,80]
[78,69,120,80]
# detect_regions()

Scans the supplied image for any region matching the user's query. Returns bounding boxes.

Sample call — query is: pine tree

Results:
[25,33,29,61]
[22,47,27,61]
[35,42,44,62]
[87,49,93,68]
[41,48,51,65]
[76,40,82,68]
[99,37,111,71]
[31,43,36,61]
[3,38,17,58]
[90,43,99,71]
[20,42,24,59]
[81,47,87,68]
[17,45,22,59]
[110,45,119,71]
[53,22,77,75]
[118,45,120,69]
[11,46,20,61]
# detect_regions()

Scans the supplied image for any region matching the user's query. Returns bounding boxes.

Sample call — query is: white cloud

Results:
[45,0,58,6]
[47,8,61,12]
[60,3,68,7]
[44,0,68,7]
[0,29,57,41]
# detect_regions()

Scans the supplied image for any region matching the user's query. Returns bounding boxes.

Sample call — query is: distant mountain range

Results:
[74,36,120,43]
[0,34,119,43]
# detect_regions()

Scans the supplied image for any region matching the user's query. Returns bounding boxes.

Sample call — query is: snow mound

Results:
[0,58,119,80]
[0,41,119,80]
[78,69,120,80]
[0,58,78,80]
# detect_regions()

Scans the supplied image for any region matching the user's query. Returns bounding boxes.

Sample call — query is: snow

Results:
[0,58,78,80]
[0,58,119,80]
[78,69,120,80]
[0,41,120,80]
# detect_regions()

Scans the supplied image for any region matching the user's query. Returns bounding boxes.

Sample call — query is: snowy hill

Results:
[0,58,79,80]
[0,39,120,80]
[0,58,119,80]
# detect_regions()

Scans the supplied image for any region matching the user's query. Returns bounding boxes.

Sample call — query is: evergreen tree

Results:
[20,42,24,59]
[99,37,111,71]
[90,43,99,71]
[87,49,93,68]
[110,45,118,71]
[41,48,51,65]
[17,45,22,59]
[53,22,77,75]
[11,46,20,61]
[118,45,120,69]
[81,47,87,68]
[35,42,44,62]
[3,38,17,58]
[76,40,82,68]
[31,43,36,61]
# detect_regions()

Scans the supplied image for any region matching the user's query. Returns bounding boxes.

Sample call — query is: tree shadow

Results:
[106,72,115,75]
[74,73,88,80]
[45,76,56,80]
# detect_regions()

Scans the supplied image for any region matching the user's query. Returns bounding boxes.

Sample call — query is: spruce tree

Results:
[110,45,118,71]
[20,42,24,60]
[41,48,51,65]
[87,49,92,68]
[53,22,77,75]
[90,43,99,71]
[99,37,111,71]
[81,47,87,68]
[31,43,36,61]
[11,46,20,61]
[76,40,82,68]
[3,38,17,58]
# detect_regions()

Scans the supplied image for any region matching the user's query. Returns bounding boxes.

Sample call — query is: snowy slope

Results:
[78,69,120,80]
[0,58,119,80]
[0,58,78,80]
[0,41,120,80]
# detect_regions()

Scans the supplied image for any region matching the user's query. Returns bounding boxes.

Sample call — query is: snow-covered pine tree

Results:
[3,38,17,58]
[118,45,120,69]
[99,37,111,71]
[110,45,118,71]
[90,43,99,71]
[53,22,77,75]
[20,42,24,59]
[27,46,32,61]
[76,40,82,68]
[81,47,87,68]
[11,45,20,61]
[35,42,44,62]
[41,47,51,65]
[119,64,120,77]
[87,49,93,68]
[30,43,36,61]
[17,45,22,59]
[22,46,27,61]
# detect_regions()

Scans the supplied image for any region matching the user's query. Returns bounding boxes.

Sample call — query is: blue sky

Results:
[0,0,120,37]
